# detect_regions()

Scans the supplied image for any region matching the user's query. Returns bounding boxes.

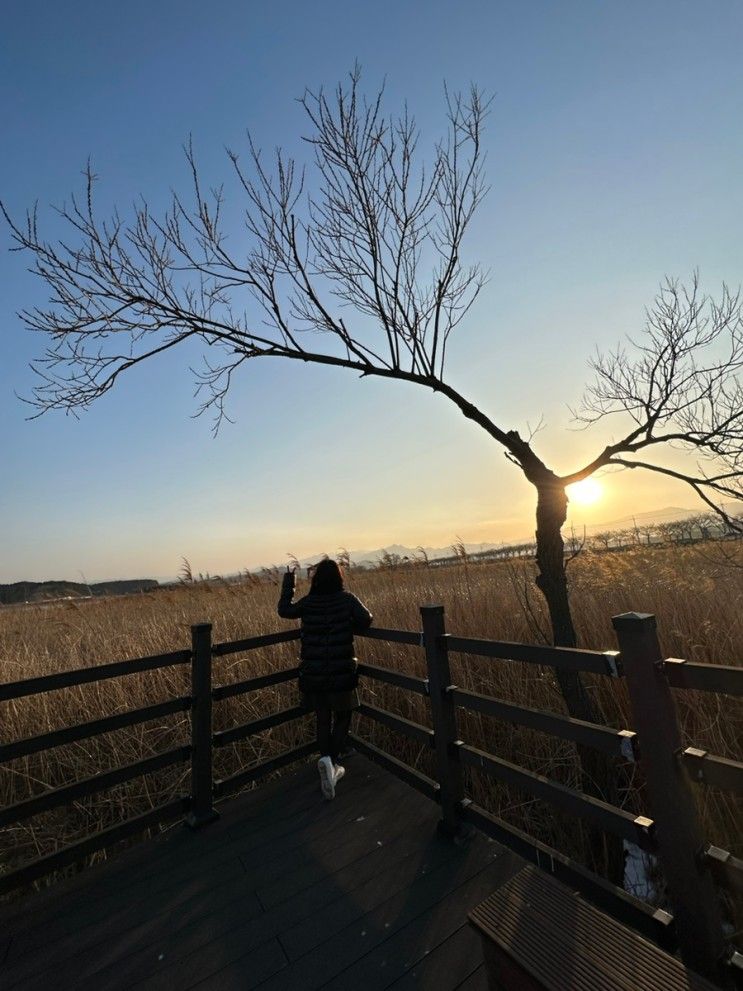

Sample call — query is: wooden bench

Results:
[469,865,723,990]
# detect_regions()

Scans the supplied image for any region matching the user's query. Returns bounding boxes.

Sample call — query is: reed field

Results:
[1,543,741,937]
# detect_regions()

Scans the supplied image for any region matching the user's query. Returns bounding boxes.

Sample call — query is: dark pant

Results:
[316,709,352,763]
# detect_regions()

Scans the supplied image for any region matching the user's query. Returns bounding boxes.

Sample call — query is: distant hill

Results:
[291,542,501,570]
[0,579,159,605]
[278,504,741,571]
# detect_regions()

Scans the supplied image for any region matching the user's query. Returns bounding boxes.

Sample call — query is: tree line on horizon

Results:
[245,510,743,581]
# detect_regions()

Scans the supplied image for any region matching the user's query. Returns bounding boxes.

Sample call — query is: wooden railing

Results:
[1,608,742,984]
[0,626,305,894]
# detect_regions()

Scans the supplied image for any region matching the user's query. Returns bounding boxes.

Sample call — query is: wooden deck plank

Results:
[0,755,522,991]
[1,757,332,941]
[237,773,417,881]
[166,936,288,991]
[453,963,488,990]
[277,829,475,962]
[110,806,454,991]
[383,924,484,989]
[7,781,433,990]
[4,758,391,963]
[255,801,447,910]
[316,855,522,991]
[3,763,416,988]
[3,876,265,990]
[0,752,333,934]
[213,842,519,991]
[4,853,248,975]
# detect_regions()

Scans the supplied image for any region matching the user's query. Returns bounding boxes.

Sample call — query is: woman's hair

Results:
[310,558,344,594]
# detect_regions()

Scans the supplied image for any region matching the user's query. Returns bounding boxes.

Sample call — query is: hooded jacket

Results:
[277,571,373,694]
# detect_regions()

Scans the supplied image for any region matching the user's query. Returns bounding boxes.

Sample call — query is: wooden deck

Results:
[0,755,523,990]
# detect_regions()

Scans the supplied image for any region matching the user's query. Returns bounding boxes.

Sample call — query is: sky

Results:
[1,0,742,582]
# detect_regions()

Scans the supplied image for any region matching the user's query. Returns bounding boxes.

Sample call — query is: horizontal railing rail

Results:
[0,624,307,893]
[0,649,192,702]
[0,746,191,828]
[214,741,316,799]
[451,687,638,760]
[445,635,622,677]
[0,697,192,763]
[357,660,428,695]
[456,742,656,851]
[662,658,743,697]
[681,748,743,792]
[349,732,440,803]
[357,626,422,646]
[212,666,299,701]
[212,705,307,748]
[211,628,300,657]
[704,846,743,894]
[0,797,190,896]
[357,702,435,747]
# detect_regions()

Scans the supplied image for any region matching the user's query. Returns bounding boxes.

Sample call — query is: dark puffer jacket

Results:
[277,572,373,694]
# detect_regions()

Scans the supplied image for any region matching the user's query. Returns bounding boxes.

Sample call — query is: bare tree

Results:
[690,513,718,541]
[574,275,743,525]
[590,531,615,553]
[3,68,743,748]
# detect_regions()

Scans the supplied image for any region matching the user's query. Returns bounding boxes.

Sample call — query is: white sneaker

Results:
[333,764,345,787]
[318,756,335,800]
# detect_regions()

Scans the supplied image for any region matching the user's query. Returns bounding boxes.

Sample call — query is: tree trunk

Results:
[533,478,625,883]
[534,480,595,716]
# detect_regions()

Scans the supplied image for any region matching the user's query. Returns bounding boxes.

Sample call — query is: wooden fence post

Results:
[421,604,465,836]
[612,612,726,979]
[186,622,219,828]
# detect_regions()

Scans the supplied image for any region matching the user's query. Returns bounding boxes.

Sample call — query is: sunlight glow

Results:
[567,477,603,506]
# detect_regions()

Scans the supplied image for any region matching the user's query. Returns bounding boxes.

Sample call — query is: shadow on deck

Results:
[0,755,523,990]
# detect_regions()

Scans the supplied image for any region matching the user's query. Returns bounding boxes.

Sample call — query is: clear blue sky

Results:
[2,0,742,581]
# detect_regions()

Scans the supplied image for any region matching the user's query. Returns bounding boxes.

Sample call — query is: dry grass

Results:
[1,543,741,930]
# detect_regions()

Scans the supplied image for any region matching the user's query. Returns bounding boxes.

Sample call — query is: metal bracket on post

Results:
[618,729,638,763]
[603,651,622,678]
[727,950,743,978]
[186,622,219,829]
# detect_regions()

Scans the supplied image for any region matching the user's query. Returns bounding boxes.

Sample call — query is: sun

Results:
[567,477,603,506]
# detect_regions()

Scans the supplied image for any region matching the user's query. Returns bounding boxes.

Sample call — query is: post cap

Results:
[191,621,213,631]
[611,612,656,629]
[420,603,445,613]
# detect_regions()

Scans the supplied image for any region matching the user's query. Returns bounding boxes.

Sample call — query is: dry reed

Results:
[1,544,741,933]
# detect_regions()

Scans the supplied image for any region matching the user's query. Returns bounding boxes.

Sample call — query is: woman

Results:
[278,559,372,799]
